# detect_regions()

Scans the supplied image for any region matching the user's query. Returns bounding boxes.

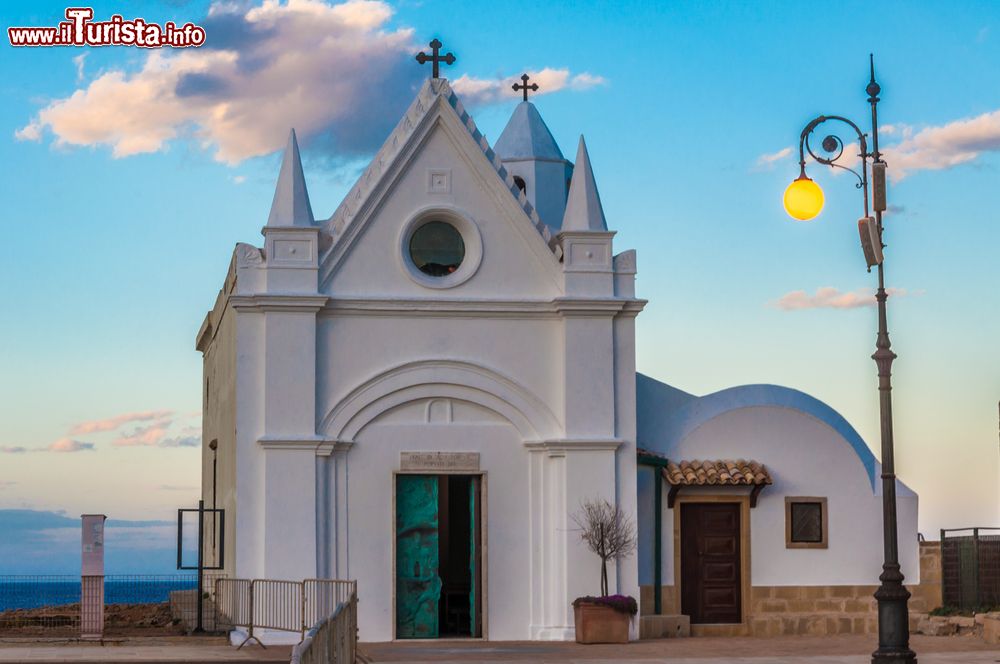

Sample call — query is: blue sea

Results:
[0,577,204,611]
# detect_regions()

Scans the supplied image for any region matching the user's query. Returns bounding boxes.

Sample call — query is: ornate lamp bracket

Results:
[798,114,870,196]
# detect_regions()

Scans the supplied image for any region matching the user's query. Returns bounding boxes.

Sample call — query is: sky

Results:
[1,0,998,566]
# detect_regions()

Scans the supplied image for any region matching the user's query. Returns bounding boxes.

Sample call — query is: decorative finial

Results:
[415,38,455,79]
[866,53,881,99]
[512,73,539,102]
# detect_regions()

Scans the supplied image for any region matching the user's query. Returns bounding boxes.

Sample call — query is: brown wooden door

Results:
[680,503,741,624]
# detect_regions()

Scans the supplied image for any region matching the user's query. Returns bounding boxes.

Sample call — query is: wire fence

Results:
[0,575,357,643]
[941,527,1000,611]
[0,573,227,636]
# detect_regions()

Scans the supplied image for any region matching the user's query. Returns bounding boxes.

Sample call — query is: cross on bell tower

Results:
[415,38,456,79]
[512,74,539,102]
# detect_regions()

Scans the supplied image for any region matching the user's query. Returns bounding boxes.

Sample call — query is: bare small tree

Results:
[571,498,637,597]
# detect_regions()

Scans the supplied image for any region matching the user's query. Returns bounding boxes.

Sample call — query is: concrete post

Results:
[80,514,106,639]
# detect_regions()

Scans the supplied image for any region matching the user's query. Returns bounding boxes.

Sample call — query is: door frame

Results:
[672,494,751,636]
[391,470,488,641]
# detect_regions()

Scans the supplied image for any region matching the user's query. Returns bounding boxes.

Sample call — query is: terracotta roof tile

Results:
[662,459,772,486]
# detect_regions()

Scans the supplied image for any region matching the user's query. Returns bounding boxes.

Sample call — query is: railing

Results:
[214,578,356,648]
[0,573,227,635]
[215,577,252,632]
[941,527,1000,610]
[292,590,358,664]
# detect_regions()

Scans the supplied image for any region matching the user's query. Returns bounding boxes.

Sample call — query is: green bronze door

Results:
[469,475,482,637]
[395,475,442,638]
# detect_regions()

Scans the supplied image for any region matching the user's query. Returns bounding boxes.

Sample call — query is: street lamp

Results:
[784,56,916,664]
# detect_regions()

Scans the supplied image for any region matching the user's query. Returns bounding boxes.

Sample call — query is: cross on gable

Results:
[512,74,539,102]
[415,38,456,79]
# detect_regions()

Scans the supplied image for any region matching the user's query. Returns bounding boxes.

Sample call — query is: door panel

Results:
[680,503,742,624]
[468,476,480,637]
[396,475,442,638]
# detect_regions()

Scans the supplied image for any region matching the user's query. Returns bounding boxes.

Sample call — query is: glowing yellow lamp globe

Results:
[783,176,825,221]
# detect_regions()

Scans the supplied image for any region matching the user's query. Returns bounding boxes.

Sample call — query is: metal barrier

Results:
[292,589,358,664]
[254,580,304,634]
[304,580,356,630]
[941,527,1000,610]
[214,578,252,633]
[214,578,356,649]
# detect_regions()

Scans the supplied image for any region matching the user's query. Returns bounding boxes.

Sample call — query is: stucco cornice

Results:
[619,300,648,317]
[230,294,328,313]
[524,438,626,453]
[195,316,213,353]
[552,297,627,316]
[258,436,353,456]
[318,296,646,319]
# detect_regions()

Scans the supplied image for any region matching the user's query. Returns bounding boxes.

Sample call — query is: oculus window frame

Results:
[398,206,483,289]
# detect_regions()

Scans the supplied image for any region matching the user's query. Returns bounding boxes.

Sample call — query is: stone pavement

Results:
[0,635,997,663]
[0,636,292,663]
[362,635,1000,663]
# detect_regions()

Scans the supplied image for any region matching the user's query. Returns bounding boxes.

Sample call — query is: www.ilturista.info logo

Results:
[8,7,206,48]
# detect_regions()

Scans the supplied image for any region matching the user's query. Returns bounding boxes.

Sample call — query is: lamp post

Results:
[783,56,916,664]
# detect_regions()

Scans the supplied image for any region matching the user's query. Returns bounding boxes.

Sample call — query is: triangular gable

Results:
[318,79,561,287]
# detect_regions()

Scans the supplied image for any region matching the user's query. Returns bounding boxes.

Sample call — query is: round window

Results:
[408,221,465,276]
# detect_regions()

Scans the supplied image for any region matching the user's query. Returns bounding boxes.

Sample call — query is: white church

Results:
[197,61,927,642]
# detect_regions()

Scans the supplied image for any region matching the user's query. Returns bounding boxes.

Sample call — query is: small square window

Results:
[785,497,828,549]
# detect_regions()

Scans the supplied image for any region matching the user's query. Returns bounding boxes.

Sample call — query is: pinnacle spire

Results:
[561,135,607,232]
[267,129,314,227]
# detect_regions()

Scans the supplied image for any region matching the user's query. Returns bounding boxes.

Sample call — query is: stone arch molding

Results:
[320,360,561,442]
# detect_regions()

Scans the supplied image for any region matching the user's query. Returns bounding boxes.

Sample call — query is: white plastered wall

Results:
[205,80,643,642]
[637,405,919,589]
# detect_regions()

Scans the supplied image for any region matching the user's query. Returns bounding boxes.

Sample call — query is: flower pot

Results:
[573,602,630,644]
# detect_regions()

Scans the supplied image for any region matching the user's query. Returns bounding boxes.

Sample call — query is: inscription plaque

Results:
[400,451,480,472]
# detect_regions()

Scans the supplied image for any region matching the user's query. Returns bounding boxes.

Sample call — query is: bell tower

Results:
[494,83,574,233]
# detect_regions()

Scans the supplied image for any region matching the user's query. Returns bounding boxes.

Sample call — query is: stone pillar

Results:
[80,514,106,639]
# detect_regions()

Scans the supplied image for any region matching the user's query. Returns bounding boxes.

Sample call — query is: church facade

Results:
[197,73,924,642]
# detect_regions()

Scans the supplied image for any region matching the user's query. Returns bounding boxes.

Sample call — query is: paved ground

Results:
[362,635,1000,663]
[0,635,997,663]
[0,636,292,663]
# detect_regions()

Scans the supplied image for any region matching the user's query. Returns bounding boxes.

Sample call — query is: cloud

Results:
[756,139,862,176]
[73,52,88,82]
[451,68,606,106]
[230,175,246,184]
[69,410,173,435]
[760,105,1000,181]
[18,0,418,163]
[112,419,173,447]
[755,146,792,169]
[158,436,201,448]
[17,1,603,166]
[0,510,186,573]
[0,481,16,490]
[158,484,199,491]
[113,421,199,448]
[1,446,26,454]
[48,438,96,453]
[884,110,1000,179]
[772,286,915,311]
